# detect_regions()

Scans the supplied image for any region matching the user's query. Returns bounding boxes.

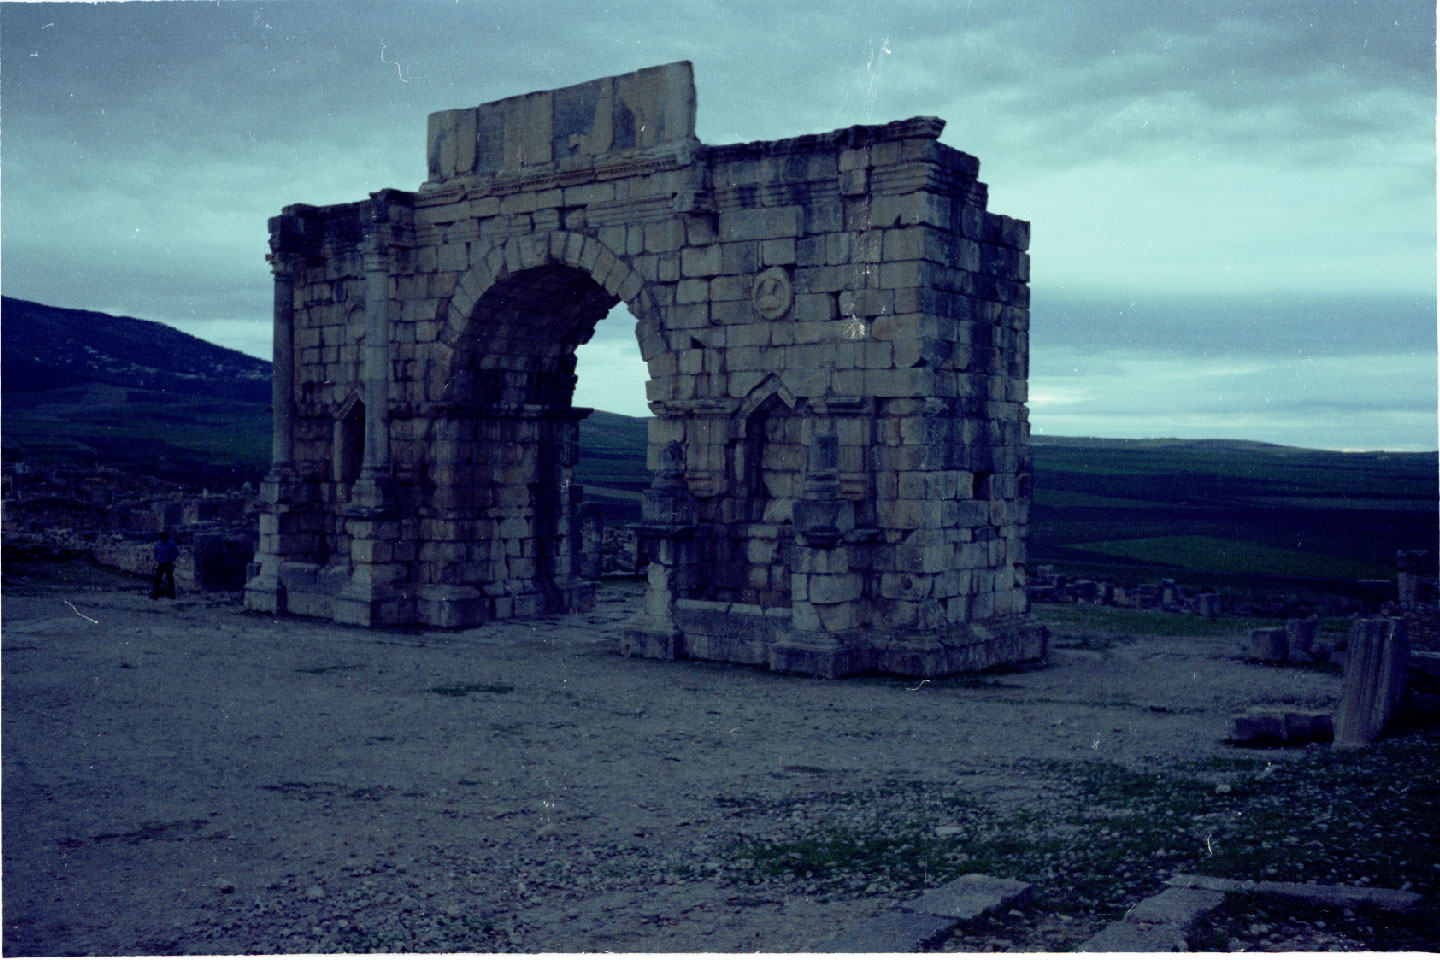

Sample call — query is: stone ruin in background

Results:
[244,62,1046,677]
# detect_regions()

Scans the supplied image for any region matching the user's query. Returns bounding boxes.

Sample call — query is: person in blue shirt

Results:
[151,531,180,599]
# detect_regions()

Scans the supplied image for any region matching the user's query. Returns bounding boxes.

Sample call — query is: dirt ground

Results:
[2,569,1429,954]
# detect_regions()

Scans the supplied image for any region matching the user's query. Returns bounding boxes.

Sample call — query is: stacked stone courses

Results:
[246,61,1046,677]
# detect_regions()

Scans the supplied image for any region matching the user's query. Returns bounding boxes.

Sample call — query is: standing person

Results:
[151,531,180,599]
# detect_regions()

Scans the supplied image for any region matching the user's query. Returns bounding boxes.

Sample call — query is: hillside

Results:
[1,298,273,486]
[2,297,271,403]
[2,298,1434,585]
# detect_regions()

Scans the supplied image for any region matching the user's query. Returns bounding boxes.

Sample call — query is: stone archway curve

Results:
[437,231,666,385]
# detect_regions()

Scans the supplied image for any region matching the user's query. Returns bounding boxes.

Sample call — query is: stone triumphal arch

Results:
[245,62,1047,677]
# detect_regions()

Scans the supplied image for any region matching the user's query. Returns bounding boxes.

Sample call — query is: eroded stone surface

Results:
[246,62,1043,678]
[1124,886,1226,924]
[1165,874,1425,913]
[813,911,958,952]
[1078,919,1190,952]
[1078,886,1224,952]
[905,873,1034,920]
[1334,618,1410,747]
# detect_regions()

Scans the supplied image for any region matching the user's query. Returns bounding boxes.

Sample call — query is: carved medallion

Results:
[751,267,793,320]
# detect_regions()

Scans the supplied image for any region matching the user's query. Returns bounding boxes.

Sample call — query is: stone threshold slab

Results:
[1165,873,1425,913]
[813,874,1035,952]
[1077,886,1225,952]
[905,873,1035,920]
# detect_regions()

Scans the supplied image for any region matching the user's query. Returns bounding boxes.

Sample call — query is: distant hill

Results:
[1,297,274,486]
[1,296,270,403]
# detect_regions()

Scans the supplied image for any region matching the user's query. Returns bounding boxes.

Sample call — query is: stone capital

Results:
[362,235,391,273]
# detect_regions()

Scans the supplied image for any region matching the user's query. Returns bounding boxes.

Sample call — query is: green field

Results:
[1031,436,1437,585]
[1068,535,1392,581]
[3,383,271,487]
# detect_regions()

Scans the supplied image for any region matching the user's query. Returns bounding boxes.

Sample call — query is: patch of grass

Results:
[1037,603,1274,649]
[718,732,1440,938]
[428,682,514,697]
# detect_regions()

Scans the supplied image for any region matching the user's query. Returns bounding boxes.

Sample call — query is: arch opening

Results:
[437,263,642,616]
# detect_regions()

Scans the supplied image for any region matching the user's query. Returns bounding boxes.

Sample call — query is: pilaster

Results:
[623,440,698,659]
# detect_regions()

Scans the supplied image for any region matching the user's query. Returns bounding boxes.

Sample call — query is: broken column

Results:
[1334,617,1410,748]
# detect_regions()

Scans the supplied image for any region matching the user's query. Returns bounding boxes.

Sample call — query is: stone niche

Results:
[244,61,1048,677]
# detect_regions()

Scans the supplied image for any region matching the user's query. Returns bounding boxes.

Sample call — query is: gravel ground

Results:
[3,564,1436,954]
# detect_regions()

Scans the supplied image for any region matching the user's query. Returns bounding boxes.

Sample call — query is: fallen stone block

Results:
[1245,627,1288,663]
[1125,886,1227,925]
[1230,710,1283,744]
[1165,874,1425,913]
[1077,919,1189,952]
[904,873,1035,920]
[1283,710,1333,742]
[1230,707,1333,746]
[1078,885,1225,952]
[812,911,957,952]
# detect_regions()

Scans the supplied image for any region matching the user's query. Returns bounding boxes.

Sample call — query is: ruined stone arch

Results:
[437,231,662,368]
[247,61,1048,678]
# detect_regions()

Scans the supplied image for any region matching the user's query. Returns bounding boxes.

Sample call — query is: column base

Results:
[622,616,685,660]
[769,633,876,678]
[243,573,284,615]
[333,578,415,627]
[875,617,1049,677]
[416,585,488,629]
[347,474,396,517]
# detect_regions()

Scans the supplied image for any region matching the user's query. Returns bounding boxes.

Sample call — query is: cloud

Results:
[1030,348,1437,450]
[0,0,1432,450]
[1032,292,1437,356]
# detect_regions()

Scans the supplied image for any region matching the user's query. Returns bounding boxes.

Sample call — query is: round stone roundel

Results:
[751,266,793,320]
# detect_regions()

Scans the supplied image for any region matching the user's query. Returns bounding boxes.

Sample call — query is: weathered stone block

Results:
[1246,627,1289,663]
[905,874,1034,921]
[1335,618,1409,748]
[718,206,801,241]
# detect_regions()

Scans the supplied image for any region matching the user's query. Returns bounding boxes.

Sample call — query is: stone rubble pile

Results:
[3,461,259,592]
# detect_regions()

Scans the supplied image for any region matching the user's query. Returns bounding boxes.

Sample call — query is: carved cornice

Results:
[705,116,947,164]
[415,142,699,207]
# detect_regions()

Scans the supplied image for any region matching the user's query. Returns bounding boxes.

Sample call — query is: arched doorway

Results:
[427,246,656,621]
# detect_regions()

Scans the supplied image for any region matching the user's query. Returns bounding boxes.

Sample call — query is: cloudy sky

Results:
[2,0,1435,449]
